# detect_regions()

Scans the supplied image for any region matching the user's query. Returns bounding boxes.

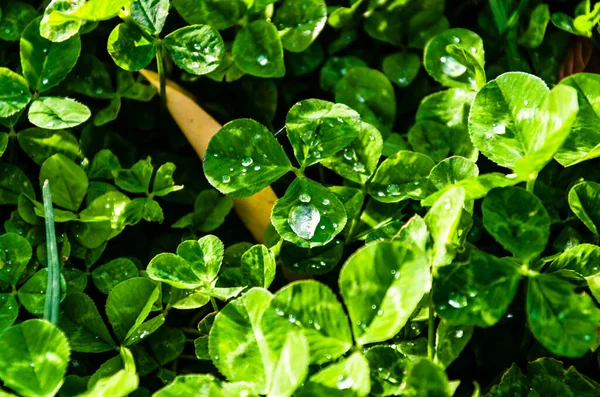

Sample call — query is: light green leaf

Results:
[114,157,153,194]
[429,156,479,190]
[0,232,32,285]
[0,294,18,332]
[262,280,352,364]
[0,2,37,42]
[79,191,131,238]
[153,374,256,397]
[79,347,139,397]
[130,0,169,35]
[39,153,88,211]
[382,52,420,88]
[433,249,521,327]
[105,277,160,342]
[28,97,91,129]
[0,68,31,118]
[204,119,291,198]
[435,321,473,369]
[171,0,250,30]
[482,187,550,260]
[527,274,600,358]
[369,151,436,203]
[57,0,132,21]
[296,352,370,397]
[151,162,183,196]
[241,244,276,289]
[408,120,455,163]
[124,314,165,346]
[568,181,600,235]
[273,0,327,53]
[286,99,360,167]
[0,133,8,157]
[272,177,346,248]
[70,219,113,249]
[20,17,81,92]
[59,292,116,352]
[556,74,600,166]
[339,241,430,345]
[0,319,70,397]
[92,257,139,294]
[163,25,224,75]
[401,358,452,397]
[424,28,485,91]
[232,20,285,78]
[18,128,80,165]
[335,67,396,133]
[40,0,83,43]
[107,23,156,72]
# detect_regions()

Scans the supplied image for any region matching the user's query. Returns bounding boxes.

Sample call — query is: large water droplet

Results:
[493,123,506,135]
[343,148,355,161]
[257,55,268,66]
[337,375,354,389]
[440,56,467,77]
[289,204,320,240]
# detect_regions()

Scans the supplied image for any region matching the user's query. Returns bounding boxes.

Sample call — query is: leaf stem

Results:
[155,40,167,117]
[210,297,219,312]
[526,177,536,194]
[42,180,60,326]
[427,291,435,360]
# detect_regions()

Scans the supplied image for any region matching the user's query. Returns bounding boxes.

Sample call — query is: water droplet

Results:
[440,56,467,77]
[523,99,529,106]
[371,304,377,310]
[312,150,321,158]
[377,191,385,197]
[191,62,199,68]
[194,43,201,49]
[254,165,261,171]
[453,36,460,43]
[257,55,268,66]
[332,223,338,228]
[454,330,464,338]
[448,292,467,309]
[492,123,506,135]
[320,225,326,230]
[288,204,320,240]
[337,375,354,389]
[386,184,400,196]
[322,199,330,205]
[299,193,311,203]
[95,88,103,95]
[343,148,355,161]
[192,51,199,56]
[221,175,231,183]
[353,162,365,172]
[288,314,296,323]
[241,157,253,166]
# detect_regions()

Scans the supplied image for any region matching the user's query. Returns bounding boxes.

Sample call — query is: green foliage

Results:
[0,1,599,396]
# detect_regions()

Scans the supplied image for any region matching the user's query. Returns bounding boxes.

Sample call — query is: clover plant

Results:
[0,0,599,396]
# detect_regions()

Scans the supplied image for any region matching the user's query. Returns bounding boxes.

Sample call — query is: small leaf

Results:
[568,181,600,235]
[40,0,83,43]
[39,153,88,211]
[92,258,139,294]
[0,319,70,397]
[20,17,81,92]
[0,294,18,332]
[94,96,121,126]
[364,345,408,396]
[402,358,452,397]
[130,0,169,35]
[107,23,156,72]
[79,347,139,397]
[171,0,250,30]
[340,241,430,345]
[519,4,551,48]
[320,56,366,92]
[152,162,183,196]
[0,2,38,42]
[18,268,67,315]
[382,52,421,88]
[163,25,224,75]
[0,232,32,285]
[114,157,153,194]
[428,156,479,190]
[435,321,473,369]
[232,20,285,78]
[272,178,347,248]
[0,68,32,118]
[280,239,344,275]
[273,0,327,53]
[0,163,35,205]
[204,119,291,198]
[89,149,121,180]
[58,0,132,21]
[153,374,255,397]
[28,97,91,129]
[18,128,80,165]
[241,244,276,289]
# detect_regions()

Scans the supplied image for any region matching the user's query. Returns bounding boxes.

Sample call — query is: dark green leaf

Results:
[273,0,327,53]
[92,258,139,294]
[232,20,285,78]
[130,0,169,35]
[0,232,32,285]
[0,68,32,118]
[163,25,224,75]
[18,128,80,165]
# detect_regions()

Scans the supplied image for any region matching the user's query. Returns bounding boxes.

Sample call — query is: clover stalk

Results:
[42,180,60,326]
[156,40,167,116]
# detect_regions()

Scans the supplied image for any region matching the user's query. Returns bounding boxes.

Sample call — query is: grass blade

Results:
[42,179,60,326]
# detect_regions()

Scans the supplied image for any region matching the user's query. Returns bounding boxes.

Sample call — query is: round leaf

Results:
[204,119,291,198]
[0,319,70,397]
[130,0,169,36]
[428,156,479,190]
[320,56,366,93]
[18,128,81,165]
[232,20,285,78]
[20,17,81,92]
[273,0,327,53]
[0,232,32,286]
[272,178,347,248]
[92,258,139,294]
[28,97,91,129]
[39,153,88,211]
[163,25,224,75]
[0,68,31,118]
[0,2,37,42]
[382,52,421,88]
[107,23,156,72]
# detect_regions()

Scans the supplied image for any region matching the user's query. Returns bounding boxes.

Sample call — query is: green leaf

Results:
[335,67,396,133]
[18,268,67,315]
[518,4,551,48]
[70,219,113,249]
[339,241,430,345]
[186,190,233,232]
[401,358,452,397]
[468,72,578,175]
[172,0,250,30]
[0,163,35,205]
[59,292,116,352]
[69,54,114,98]
[79,347,139,397]
[148,236,223,288]
[280,239,344,275]
[429,156,479,190]
[39,153,88,211]
[163,25,224,75]
[58,0,132,21]
[114,157,153,194]
[482,187,550,260]
[369,151,436,203]
[0,319,70,397]
[364,345,407,396]
[296,352,370,397]
[152,162,183,196]
[408,120,456,163]
[241,244,276,288]
[28,97,91,129]
[320,56,367,93]
[79,191,131,238]
[433,249,521,327]
[116,69,155,100]
[321,121,383,185]
[527,274,600,358]
[0,2,37,42]
[382,52,421,88]
[556,74,600,166]
[435,321,473,369]
[107,23,156,72]
[486,363,529,397]
[40,0,83,43]
[272,177,347,248]
[262,280,352,364]
[0,133,8,157]
[273,0,327,53]
[153,374,256,397]
[89,149,121,180]
[568,181,600,235]
[92,257,139,294]
[204,119,291,198]
[106,277,160,343]
[0,232,32,285]
[0,68,32,118]
[148,327,185,365]
[20,17,81,92]
[130,0,169,35]
[0,294,18,332]
[424,28,485,91]
[94,96,121,126]
[232,20,285,78]
[286,99,360,167]
[18,128,80,165]
[406,11,449,49]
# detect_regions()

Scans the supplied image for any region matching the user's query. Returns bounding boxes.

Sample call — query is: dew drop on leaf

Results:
[440,56,466,77]
[288,204,320,240]
[241,157,253,166]
[299,193,311,203]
